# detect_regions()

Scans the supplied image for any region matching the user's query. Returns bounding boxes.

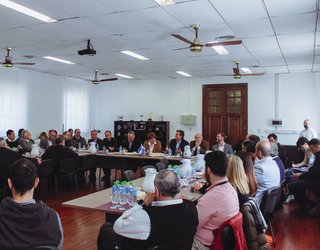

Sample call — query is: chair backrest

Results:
[155,161,166,172]
[58,158,78,175]
[212,212,247,250]
[141,165,156,177]
[261,186,282,215]
[37,159,55,177]
[123,170,135,182]
[241,203,269,250]
[80,155,96,171]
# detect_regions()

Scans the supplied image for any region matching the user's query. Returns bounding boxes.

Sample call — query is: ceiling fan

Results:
[171,24,242,52]
[2,48,35,68]
[217,61,265,79]
[91,70,118,84]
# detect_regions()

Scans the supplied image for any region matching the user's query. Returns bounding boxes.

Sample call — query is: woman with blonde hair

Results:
[227,155,250,206]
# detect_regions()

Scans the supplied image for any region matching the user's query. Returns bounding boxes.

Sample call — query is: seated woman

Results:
[235,151,258,197]
[143,132,162,154]
[227,155,250,206]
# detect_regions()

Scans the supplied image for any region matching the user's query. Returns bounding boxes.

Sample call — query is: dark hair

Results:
[63,131,68,135]
[48,129,57,135]
[296,137,309,148]
[105,130,112,134]
[18,128,25,138]
[154,169,180,198]
[218,132,226,138]
[37,131,47,139]
[205,151,228,177]
[128,130,135,136]
[242,140,251,149]
[55,135,65,144]
[248,135,260,143]
[308,138,320,146]
[9,159,37,195]
[176,130,184,138]
[267,133,278,141]
[147,132,156,140]
[246,141,257,154]
[68,128,73,133]
[6,129,14,137]
[235,151,257,195]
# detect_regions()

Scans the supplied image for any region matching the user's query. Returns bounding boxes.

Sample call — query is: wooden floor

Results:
[43,178,320,250]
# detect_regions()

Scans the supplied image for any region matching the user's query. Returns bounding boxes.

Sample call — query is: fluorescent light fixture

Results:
[176,71,192,77]
[121,50,149,61]
[154,0,176,6]
[0,0,57,23]
[43,56,75,65]
[211,45,229,55]
[115,73,134,79]
[240,67,252,74]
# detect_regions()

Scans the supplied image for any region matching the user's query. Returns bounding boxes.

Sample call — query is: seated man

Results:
[63,130,73,147]
[102,130,118,152]
[88,129,103,150]
[270,142,285,182]
[267,133,286,165]
[123,130,140,152]
[190,133,209,155]
[5,129,19,149]
[167,130,189,155]
[72,128,87,149]
[18,130,35,153]
[192,151,239,250]
[212,132,233,155]
[97,169,198,250]
[289,138,320,213]
[254,140,280,205]
[0,158,63,249]
[41,135,79,170]
[40,129,58,150]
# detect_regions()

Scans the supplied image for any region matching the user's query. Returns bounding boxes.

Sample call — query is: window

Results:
[0,83,26,136]
[64,85,89,133]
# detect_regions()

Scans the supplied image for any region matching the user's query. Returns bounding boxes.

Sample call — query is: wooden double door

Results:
[202,83,247,148]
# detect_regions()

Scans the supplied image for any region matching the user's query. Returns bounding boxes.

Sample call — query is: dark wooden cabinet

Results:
[114,121,170,149]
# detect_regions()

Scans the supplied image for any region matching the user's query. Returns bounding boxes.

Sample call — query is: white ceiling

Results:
[0,0,319,81]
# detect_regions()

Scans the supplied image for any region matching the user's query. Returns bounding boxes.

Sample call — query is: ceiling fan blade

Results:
[242,73,265,76]
[205,40,242,47]
[99,78,118,82]
[214,74,234,76]
[173,47,189,51]
[171,34,194,45]
[233,67,240,75]
[14,62,35,65]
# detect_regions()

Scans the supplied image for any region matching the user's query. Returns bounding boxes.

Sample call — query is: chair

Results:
[260,186,282,248]
[241,200,270,250]
[79,154,97,183]
[212,212,247,250]
[55,158,79,191]
[155,161,166,172]
[37,159,55,196]
[123,170,135,182]
[141,165,156,177]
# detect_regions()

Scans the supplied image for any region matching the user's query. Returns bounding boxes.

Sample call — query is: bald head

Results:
[256,140,271,159]
[154,169,180,198]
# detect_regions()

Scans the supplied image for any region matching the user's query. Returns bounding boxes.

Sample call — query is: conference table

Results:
[62,177,203,222]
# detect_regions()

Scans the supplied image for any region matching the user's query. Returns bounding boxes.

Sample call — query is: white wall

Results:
[0,67,318,145]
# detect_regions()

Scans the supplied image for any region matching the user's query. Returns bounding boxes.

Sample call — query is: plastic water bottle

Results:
[78,142,81,150]
[111,181,119,204]
[130,185,137,207]
[168,147,172,156]
[119,145,123,154]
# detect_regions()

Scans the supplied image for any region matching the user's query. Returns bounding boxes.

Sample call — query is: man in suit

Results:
[0,138,22,197]
[87,130,103,182]
[102,130,118,152]
[212,132,233,155]
[41,135,78,171]
[190,133,209,155]
[5,129,19,149]
[72,128,87,149]
[168,130,189,155]
[18,130,35,153]
[123,131,140,152]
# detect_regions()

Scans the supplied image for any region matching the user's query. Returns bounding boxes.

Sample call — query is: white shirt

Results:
[113,199,183,240]
[300,127,318,141]
[148,141,157,153]
[218,143,225,152]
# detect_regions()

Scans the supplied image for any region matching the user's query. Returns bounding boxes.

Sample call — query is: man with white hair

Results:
[18,130,35,153]
[190,133,209,155]
[254,140,280,205]
[300,119,318,140]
